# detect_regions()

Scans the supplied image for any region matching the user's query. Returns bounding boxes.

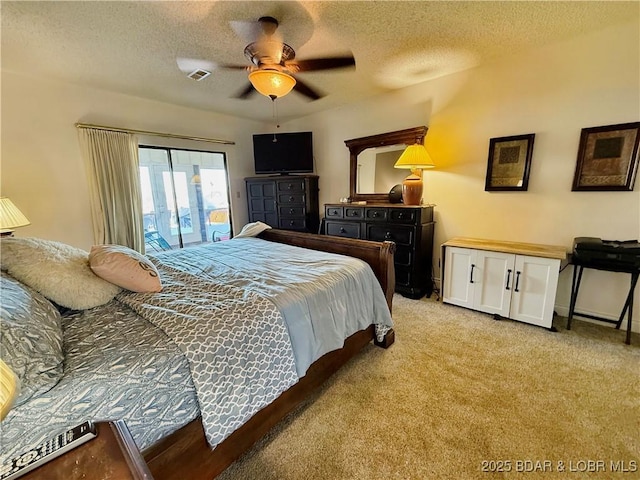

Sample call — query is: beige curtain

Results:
[78,128,145,252]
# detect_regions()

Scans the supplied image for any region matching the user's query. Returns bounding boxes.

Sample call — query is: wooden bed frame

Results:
[142,229,396,479]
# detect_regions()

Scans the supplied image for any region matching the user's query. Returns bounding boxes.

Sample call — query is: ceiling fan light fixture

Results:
[248,70,296,99]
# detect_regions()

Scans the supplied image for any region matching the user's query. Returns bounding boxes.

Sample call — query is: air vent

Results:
[188,69,211,81]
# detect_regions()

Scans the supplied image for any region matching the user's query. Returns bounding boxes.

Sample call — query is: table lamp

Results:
[393,144,435,205]
[0,197,30,237]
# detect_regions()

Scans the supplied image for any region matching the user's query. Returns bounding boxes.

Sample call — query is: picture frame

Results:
[571,122,640,191]
[485,134,535,191]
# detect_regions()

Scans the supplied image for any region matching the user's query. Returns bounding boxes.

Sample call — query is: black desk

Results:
[567,255,638,345]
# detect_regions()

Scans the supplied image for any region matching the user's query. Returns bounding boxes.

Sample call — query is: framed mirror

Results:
[346,126,428,203]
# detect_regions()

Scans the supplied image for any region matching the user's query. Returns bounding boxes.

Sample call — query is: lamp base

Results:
[402,174,423,206]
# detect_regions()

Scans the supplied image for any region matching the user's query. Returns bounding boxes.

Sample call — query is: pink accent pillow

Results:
[89,245,162,293]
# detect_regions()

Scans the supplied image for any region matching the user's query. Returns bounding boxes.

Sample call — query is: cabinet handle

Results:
[470,264,475,284]
[340,227,346,233]
[505,269,512,290]
[514,271,521,292]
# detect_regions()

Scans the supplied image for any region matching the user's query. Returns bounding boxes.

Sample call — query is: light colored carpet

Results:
[218,295,640,479]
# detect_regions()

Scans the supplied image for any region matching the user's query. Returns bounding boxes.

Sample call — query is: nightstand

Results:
[22,421,153,480]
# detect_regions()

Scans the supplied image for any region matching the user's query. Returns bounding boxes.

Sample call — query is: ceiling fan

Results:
[181,16,356,101]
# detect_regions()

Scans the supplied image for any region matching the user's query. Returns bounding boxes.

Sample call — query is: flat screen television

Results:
[253,131,314,174]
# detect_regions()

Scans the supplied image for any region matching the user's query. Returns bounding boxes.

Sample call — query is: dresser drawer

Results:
[343,207,364,219]
[279,217,307,230]
[389,209,417,224]
[365,208,388,222]
[394,246,413,267]
[279,206,306,216]
[276,179,305,192]
[367,225,414,246]
[326,221,361,239]
[395,267,411,287]
[325,206,343,218]
[278,193,305,205]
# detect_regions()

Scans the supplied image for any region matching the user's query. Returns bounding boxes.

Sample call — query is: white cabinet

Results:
[442,238,566,329]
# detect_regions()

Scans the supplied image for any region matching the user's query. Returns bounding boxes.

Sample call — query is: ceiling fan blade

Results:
[292,55,355,72]
[229,20,263,43]
[234,83,256,99]
[293,78,323,101]
[218,64,250,70]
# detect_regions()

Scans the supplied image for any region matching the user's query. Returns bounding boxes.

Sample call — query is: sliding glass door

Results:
[139,146,231,251]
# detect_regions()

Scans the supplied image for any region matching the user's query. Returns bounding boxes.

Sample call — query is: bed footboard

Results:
[259,228,396,313]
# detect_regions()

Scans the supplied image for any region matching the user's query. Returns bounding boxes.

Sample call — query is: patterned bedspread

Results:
[0,301,200,464]
[119,260,299,448]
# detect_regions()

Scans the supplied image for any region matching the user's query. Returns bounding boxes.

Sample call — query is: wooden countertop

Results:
[442,237,567,260]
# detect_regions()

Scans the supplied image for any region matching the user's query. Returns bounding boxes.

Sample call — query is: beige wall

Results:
[0,73,260,249]
[283,21,640,331]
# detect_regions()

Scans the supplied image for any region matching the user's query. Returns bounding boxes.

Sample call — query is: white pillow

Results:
[89,244,162,293]
[0,237,121,310]
[234,221,272,238]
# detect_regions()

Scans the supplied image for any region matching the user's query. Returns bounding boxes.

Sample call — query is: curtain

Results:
[78,128,145,253]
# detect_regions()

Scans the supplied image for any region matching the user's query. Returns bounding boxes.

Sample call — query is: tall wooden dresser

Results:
[246,175,320,234]
[324,203,435,298]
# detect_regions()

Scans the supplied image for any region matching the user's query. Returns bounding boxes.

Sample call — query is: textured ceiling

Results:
[2,1,637,122]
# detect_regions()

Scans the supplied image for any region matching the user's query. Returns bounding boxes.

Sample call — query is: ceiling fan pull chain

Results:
[272,98,281,130]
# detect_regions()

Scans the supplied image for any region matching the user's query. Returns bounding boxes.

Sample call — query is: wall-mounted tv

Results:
[253,131,314,175]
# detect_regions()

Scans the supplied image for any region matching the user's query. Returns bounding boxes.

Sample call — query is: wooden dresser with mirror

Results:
[323,126,435,299]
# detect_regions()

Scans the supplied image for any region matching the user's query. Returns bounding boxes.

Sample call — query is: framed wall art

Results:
[485,133,535,191]
[571,122,640,191]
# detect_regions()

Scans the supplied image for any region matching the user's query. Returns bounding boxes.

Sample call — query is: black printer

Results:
[573,237,640,270]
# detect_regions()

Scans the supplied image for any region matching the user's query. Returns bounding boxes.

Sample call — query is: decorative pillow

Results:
[89,244,162,293]
[0,237,121,310]
[0,272,64,407]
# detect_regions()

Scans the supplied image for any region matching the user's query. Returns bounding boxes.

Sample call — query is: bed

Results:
[0,229,395,479]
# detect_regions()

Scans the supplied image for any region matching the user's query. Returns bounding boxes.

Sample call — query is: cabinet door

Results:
[509,255,560,328]
[443,247,476,308]
[473,251,515,317]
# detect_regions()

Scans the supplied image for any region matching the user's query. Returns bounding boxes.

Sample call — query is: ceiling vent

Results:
[188,69,211,81]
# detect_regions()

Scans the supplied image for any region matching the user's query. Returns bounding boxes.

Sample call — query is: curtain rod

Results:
[75,123,235,145]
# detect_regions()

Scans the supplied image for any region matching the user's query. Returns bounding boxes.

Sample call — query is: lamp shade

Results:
[248,70,296,99]
[0,359,19,421]
[393,144,436,170]
[393,144,435,206]
[0,197,30,233]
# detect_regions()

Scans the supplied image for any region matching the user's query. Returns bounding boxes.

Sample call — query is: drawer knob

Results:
[373,212,379,217]
[384,232,392,240]
[290,220,295,226]
[287,184,293,189]
[289,208,295,214]
[398,213,404,219]
[289,196,295,202]
[340,228,346,233]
